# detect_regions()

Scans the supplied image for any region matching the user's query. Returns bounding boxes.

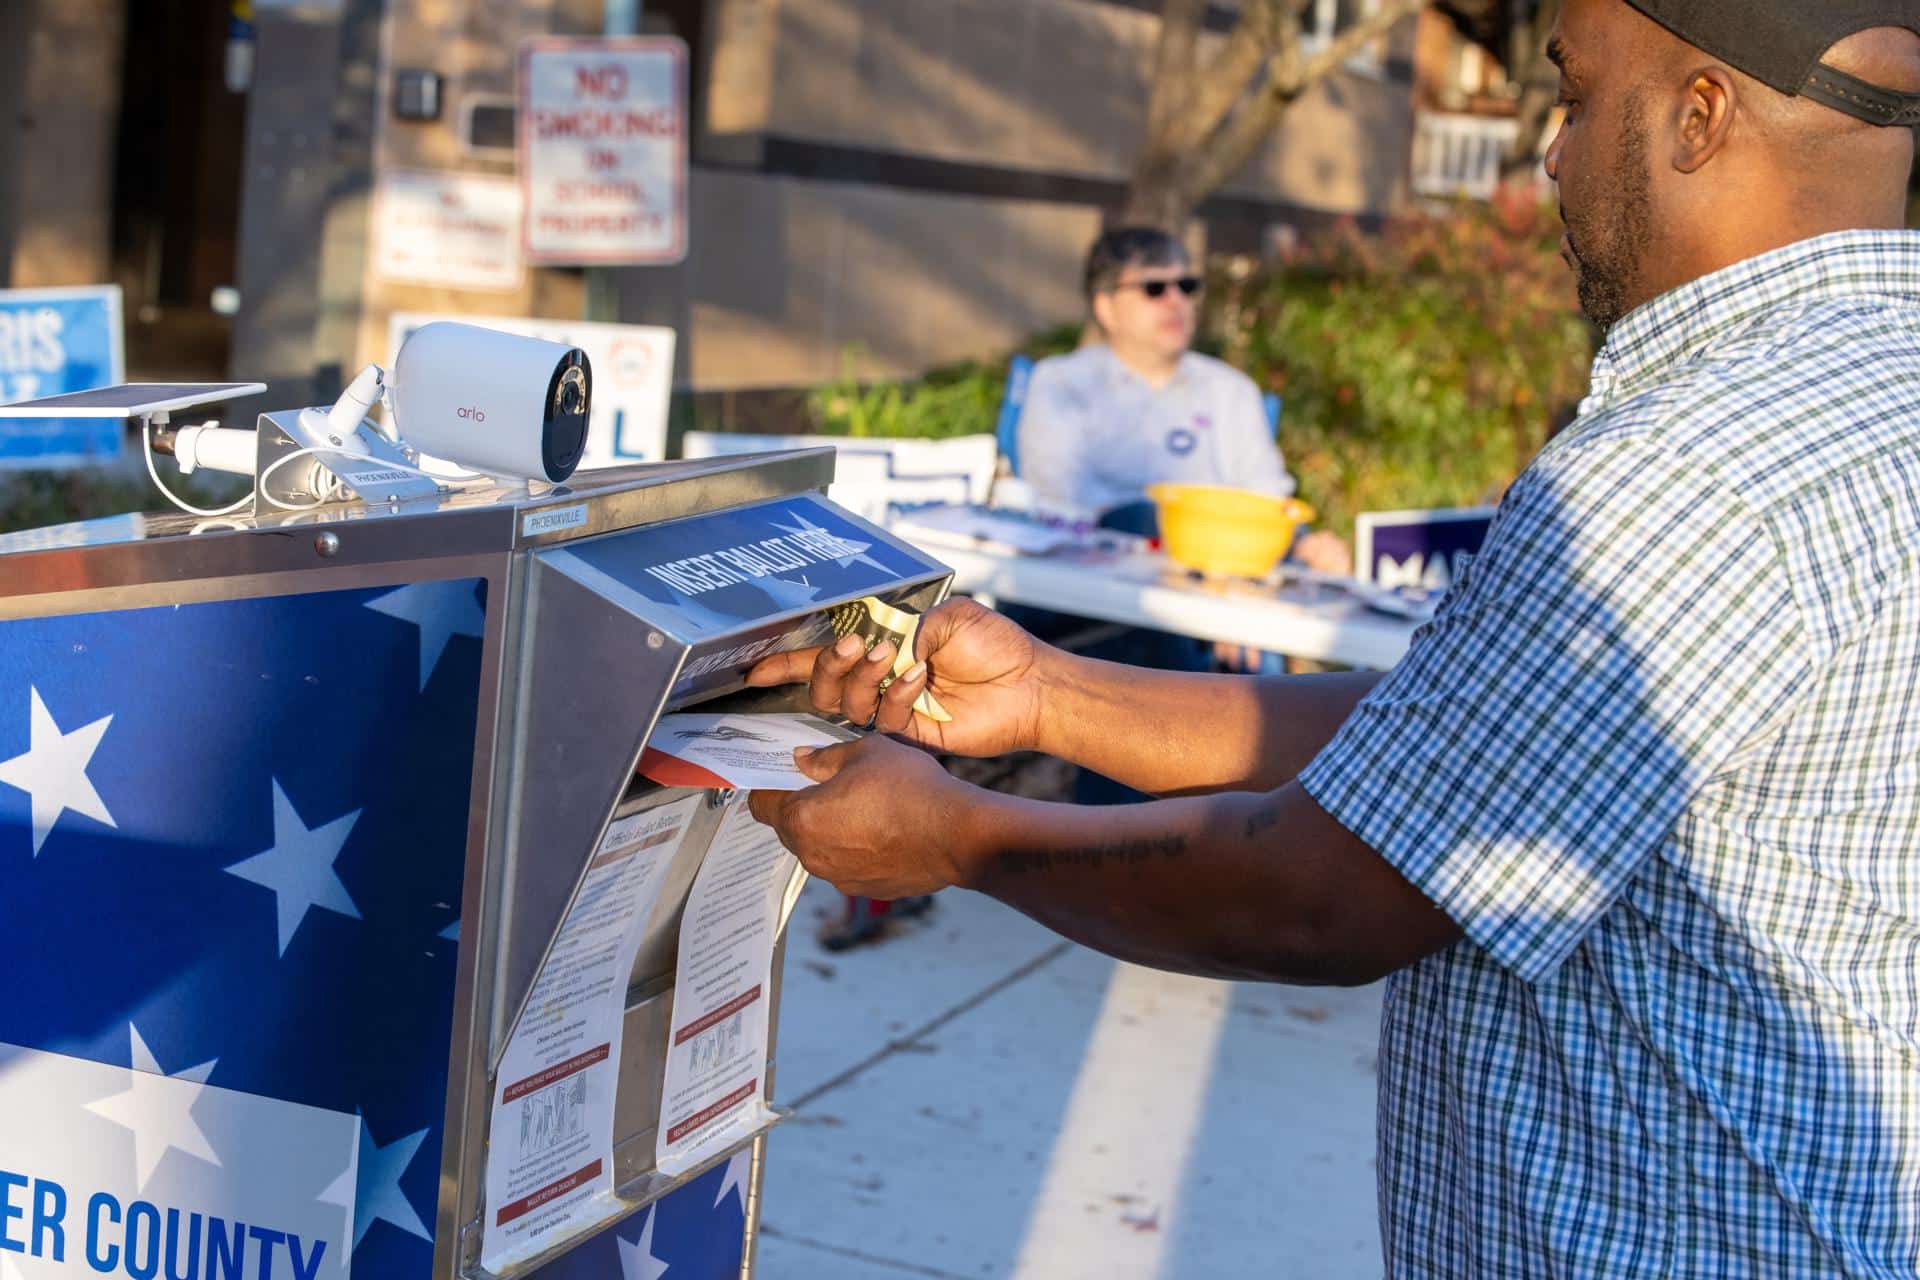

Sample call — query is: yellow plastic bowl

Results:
[1147,483,1315,579]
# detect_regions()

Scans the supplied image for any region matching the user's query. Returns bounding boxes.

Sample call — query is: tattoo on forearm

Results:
[1244,804,1281,839]
[999,833,1188,876]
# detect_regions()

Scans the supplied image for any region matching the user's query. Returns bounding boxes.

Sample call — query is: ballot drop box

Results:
[0,450,950,1278]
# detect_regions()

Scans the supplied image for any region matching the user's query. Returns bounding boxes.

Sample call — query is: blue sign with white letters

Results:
[0,285,126,467]
[1355,506,1496,592]
[566,493,937,640]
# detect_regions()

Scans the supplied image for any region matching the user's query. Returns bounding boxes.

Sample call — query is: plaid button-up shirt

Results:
[1300,231,1920,1278]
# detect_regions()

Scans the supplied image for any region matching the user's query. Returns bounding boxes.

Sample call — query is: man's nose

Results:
[1543,124,1566,183]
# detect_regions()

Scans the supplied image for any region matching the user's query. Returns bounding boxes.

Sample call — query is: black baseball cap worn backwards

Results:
[1623,0,1920,126]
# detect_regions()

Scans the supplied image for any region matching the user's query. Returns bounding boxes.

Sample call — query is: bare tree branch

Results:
[1123,0,1424,227]
[1143,0,1208,147]
[1187,0,1425,202]
[1284,0,1425,93]
[1171,0,1289,152]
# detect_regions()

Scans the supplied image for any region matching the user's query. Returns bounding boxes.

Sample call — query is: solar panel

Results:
[0,382,268,418]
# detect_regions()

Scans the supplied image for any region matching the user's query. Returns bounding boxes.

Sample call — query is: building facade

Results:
[0,0,1422,407]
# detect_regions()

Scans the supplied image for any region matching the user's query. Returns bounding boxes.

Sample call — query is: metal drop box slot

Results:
[0,449,949,1279]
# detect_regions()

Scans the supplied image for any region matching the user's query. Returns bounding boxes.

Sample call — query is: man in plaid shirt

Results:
[748,1,1920,1273]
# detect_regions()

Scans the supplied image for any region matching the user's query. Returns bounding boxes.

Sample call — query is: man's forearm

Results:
[951,781,1455,986]
[1030,651,1382,796]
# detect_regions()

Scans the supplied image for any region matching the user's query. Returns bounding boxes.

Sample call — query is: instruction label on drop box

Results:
[481,794,700,1272]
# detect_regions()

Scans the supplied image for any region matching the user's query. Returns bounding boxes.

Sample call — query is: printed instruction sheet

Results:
[655,797,801,1175]
[482,794,702,1273]
[639,712,858,791]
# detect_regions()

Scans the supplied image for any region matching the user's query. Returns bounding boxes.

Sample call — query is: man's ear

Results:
[1090,291,1116,335]
[1673,64,1738,173]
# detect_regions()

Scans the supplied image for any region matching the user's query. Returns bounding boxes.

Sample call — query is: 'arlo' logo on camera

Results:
[456,405,487,422]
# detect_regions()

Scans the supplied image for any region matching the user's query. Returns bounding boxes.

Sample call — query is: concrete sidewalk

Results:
[757,879,1385,1279]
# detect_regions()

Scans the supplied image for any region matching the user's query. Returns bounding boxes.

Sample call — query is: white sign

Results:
[519,37,688,264]
[481,795,701,1274]
[0,1037,358,1278]
[681,431,1001,526]
[655,799,796,1177]
[389,312,676,466]
[372,169,524,292]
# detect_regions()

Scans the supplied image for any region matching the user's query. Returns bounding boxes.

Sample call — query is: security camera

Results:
[388,322,593,483]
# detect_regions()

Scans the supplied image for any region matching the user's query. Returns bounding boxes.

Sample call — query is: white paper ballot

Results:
[639,712,859,791]
[482,794,702,1273]
[655,798,798,1176]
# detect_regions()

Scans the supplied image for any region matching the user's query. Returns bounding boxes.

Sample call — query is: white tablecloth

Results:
[921,542,1420,671]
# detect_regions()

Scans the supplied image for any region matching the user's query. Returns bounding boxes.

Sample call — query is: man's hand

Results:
[746,599,1051,758]
[1294,530,1354,577]
[748,736,988,898]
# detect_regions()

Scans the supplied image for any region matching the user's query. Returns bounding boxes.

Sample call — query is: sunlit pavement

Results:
[758,877,1385,1279]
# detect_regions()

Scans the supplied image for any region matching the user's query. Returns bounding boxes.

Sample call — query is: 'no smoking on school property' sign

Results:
[519,37,688,265]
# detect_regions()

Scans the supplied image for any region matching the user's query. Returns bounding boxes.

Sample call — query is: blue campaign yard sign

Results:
[0,284,125,468]
[1355,505,1497,592]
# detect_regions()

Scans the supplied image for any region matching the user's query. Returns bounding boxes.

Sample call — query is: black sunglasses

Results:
[1118,276,1203,299]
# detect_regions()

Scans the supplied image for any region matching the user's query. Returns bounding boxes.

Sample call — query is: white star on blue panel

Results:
[323,1117,432,1250]
[0,685,115,856]
[83,1023,220,1190]
[225,780,362,956]
[714,1149,751,1211]
[772,513,891,575]
[618,1206,670,1280]
[365,580,485,691]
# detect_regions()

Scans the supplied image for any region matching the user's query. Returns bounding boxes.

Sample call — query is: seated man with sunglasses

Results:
[1017,225,1350,575]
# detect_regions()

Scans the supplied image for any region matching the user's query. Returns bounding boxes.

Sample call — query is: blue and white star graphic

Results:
[324,1116,433,1249]
[0,582,493,1279]
[366,580,486,691]
[0,685,115,856]
[83,1022,220,1189]
[716,1150,753,1214]
[771,511,893,576]
[225,779,363,956]
[2,577,753,1279]
[619,1207,671,1280]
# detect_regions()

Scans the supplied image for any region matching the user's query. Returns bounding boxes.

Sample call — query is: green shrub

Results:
[806,327,1080,440]
[1211,188,1595,536]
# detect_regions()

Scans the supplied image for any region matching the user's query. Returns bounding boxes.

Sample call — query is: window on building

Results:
[1300,0,1388,75]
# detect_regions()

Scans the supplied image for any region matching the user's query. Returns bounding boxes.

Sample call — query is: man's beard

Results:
[1564,104,1654,332]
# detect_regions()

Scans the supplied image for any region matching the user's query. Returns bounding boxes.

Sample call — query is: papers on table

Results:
[482,795,704,1272]
[1342,579,1442,622]
[891,503,1095,556]
[639,712,859,791]
[655,797,804,1176]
